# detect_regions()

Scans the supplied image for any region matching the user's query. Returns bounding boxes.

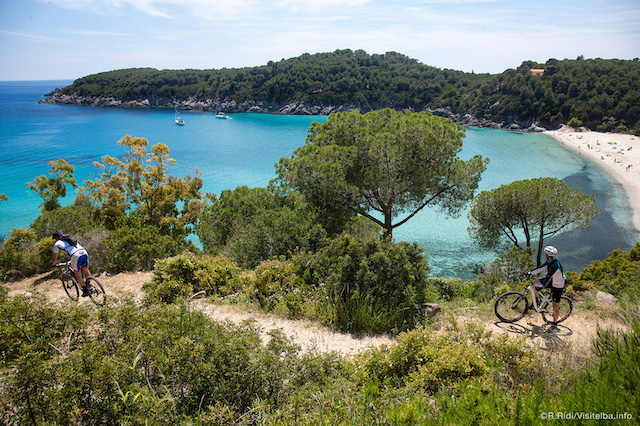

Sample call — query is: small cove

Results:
[0,81,636,278]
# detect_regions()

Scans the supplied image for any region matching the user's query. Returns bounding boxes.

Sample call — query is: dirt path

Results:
[5,271,395,355]
[4,271,629,356]
[480,310,628,353]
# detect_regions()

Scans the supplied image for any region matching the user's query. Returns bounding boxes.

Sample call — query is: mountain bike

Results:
[494,276,572,324]
[56,262,106,306]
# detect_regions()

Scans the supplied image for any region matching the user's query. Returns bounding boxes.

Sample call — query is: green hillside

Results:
[46,49,640,133]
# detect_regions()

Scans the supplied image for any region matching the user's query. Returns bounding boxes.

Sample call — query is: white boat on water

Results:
[214,96,231,119]
[174,102,185,126]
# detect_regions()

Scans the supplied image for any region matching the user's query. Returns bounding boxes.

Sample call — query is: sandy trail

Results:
[4,271,629,356]
[5,271,395,355]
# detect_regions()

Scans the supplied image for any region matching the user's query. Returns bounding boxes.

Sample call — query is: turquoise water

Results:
[1,81,637,278]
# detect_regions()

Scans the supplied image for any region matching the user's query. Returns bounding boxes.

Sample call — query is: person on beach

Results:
[51,231,93,297]
[527,246,565,327]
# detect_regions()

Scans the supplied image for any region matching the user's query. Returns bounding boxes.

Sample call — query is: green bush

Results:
[356,321,539,398]
[567,117,583,128]
[0,296,331,425]
[29,195,100,240]
[427,277,474,301]
[433,321,640,424]
[0,229,52,280]
[252,259,312,318]
[197,186,327,269]
[477,246,535,285]
[570,243,640,299]
[225,205,326,269]
[548,321,640,419]
[196,186,281,250]
[294,234,429,333]
[96,220,183,273]
[144,252,242,303]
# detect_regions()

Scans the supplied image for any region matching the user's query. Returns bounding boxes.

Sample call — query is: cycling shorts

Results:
[550,286,563,303]
[70,250,89,271]
[536,285,563,303]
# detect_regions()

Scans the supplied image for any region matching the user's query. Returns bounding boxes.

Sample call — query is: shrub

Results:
[225,205,326,269]
[615,124,629,133]
[482,332,540,389]
[196,186,281,250]
[357,323,491,393]
[0,298,328,425]
[96,220,183,273]
[144,252,242,303]
[29,195,100,240]
[549,321,640,419]
[427,277,475,301]
[295,234,429,333]
[197,186,327,269]
[567,117,583,128]
[251,259,312,318]
[0,229,52,280]
[476,246,535,287]
[570,243,640,299]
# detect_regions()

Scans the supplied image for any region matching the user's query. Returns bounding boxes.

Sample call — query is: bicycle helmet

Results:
[52,230,63,240]
[543,245,558,256]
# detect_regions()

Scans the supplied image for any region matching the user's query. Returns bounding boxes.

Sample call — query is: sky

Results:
[1,0,639,81]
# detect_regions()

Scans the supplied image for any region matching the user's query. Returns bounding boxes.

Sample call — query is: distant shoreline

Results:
[545,127,640,234]
[39,92,544,130]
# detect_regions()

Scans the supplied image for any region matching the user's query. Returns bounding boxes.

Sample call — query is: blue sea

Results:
[1,81,637,278]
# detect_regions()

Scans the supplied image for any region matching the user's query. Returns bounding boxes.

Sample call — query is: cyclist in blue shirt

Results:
[528,245,565,326]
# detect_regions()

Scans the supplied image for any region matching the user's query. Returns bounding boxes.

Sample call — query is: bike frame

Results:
[57,261,88,280]
[524,277,552,313]
[56,261,75,277]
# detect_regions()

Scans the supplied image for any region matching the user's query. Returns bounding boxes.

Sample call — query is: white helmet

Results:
[544,245,558,256]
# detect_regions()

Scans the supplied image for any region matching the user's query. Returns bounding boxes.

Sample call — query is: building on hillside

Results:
[530,68,545,76]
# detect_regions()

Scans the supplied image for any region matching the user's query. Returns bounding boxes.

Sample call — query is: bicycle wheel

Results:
[542,296,573,324]
[494,291,529,323]
[85,277,106,306]
[61,273,79,301]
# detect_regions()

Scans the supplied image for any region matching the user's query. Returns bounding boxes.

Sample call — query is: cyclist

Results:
[528,245,565,326]
[51,231,92,297]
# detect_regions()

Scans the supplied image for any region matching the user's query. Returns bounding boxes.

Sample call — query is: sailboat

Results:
[174,101,185,126]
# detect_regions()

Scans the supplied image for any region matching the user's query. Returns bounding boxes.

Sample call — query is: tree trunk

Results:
[536,227,545,266]
[383,211,393,238]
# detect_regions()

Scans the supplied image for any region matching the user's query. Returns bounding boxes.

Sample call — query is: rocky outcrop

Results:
[39,91,352,116]
[594,290,618,304]
[40,91,546,131]
[425,106,546,132]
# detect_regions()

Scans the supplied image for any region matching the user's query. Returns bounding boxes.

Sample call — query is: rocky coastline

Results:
[39,90,546,132]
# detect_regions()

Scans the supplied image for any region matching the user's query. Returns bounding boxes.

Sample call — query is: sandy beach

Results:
[544,127,640,234]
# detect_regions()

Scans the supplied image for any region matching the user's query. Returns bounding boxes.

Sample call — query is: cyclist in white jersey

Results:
[51,231,93,297]
[528,245,565,326]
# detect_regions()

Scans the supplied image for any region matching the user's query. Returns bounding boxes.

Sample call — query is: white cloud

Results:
[60,29,133,37]
[8,0,639,80]
[0,30,58,42]
[272,0,372,13]
[43,0,260,19]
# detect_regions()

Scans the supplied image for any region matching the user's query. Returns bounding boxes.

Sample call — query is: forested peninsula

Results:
[41,49,640,134]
